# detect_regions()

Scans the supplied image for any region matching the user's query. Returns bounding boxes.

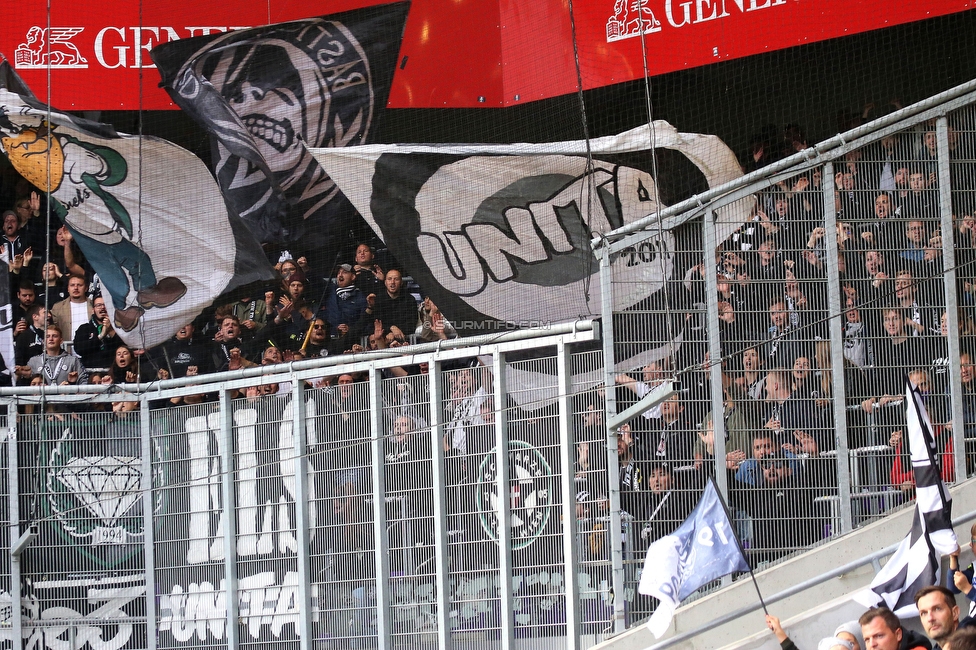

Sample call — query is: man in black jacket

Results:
[369,269,419,341]
[73,296,119,370]
[151,323,210,379]
[859,606,932,650]
[14,304,47,367]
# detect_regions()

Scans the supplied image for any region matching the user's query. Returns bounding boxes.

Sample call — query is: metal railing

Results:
[596,77,976,631]
[0,322,652,650]
[5,81,976,650]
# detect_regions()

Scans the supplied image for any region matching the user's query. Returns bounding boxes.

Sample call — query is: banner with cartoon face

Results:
[152,4,410,256]
[0,68,274,348]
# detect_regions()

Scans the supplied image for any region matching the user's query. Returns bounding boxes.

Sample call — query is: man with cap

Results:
[319,263,368,340]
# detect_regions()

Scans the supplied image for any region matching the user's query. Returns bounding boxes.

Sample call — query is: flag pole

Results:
[708,477,769,615]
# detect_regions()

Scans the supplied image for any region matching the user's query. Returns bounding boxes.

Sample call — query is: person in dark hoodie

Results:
[73,296,119,370]
[150,322,210,379]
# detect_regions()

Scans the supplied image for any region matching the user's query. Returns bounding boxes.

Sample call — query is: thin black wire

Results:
[636,11,678,368]
[565,0,598,307]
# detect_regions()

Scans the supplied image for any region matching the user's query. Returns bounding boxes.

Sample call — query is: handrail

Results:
[0,319,596,398]
[643,505,976,650]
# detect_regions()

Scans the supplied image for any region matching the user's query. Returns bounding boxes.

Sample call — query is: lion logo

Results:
[15,27,89,69]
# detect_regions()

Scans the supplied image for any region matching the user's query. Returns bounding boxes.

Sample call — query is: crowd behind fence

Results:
[599,100,976,626]
[3,91,976,650]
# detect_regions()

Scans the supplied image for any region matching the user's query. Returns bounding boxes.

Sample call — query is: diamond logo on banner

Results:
[57,456,142,526]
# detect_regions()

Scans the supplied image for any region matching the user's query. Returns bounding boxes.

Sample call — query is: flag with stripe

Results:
[854,378,957,616]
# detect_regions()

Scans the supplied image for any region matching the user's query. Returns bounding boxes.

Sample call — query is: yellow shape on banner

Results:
[1,123,64,192]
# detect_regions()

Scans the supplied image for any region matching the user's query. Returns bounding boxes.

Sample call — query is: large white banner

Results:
[0,70,273,348]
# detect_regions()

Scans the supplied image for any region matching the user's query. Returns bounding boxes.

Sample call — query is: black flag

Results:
[152,3,410,259]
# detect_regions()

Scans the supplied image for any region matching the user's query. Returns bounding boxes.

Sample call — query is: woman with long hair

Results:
[110,345,145,384]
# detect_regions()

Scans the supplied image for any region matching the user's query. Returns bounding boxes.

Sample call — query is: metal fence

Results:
[0,322,659,650]
[7,83,976,650]
[595,79,976,631]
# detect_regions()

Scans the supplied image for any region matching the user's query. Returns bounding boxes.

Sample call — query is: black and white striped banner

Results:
[855,379,957,615]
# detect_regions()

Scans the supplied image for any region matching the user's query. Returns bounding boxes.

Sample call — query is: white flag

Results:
[639,480,750,638]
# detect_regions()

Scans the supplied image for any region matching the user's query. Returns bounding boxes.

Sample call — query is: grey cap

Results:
[818,638,853,650]
[834,621,864,650]
[338,263,353,272]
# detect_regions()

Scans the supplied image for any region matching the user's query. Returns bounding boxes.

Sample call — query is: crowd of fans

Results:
[0,229,457,397]
[582,115,976,585]
[3,110,976,633]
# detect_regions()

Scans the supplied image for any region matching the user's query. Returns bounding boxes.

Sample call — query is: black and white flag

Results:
[152,3,410,254]
[310,123,750,398]
[855,379,957,616]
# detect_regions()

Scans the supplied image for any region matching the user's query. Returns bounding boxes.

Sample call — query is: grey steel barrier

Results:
[0,322,655,650]
[596,81,976,636]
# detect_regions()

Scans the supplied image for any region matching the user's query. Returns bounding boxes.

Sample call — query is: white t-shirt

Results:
[70,301,89,340]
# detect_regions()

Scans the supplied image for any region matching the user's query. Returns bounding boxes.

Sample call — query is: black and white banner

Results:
[312,123,748,397]
[152,4,410,254]
[855,379,957,615]
[312,123,746,330]
[0,62,274,348]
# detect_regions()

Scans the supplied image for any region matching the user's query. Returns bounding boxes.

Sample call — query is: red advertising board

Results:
[2,0,971,109]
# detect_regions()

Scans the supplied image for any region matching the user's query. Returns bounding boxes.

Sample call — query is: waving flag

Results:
[638,479,750,638]
[311,123,746,331]
[151,3,410,257]
[0,61,273,349]
[855,379,957,615]
[311,123,748,404]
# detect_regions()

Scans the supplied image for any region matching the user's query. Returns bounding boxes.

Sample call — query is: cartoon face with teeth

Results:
[212,42,322,177]
[174,18,376,242]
